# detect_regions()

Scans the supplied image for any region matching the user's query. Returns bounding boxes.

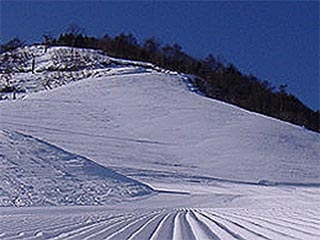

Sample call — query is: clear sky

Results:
[1,1,319,110]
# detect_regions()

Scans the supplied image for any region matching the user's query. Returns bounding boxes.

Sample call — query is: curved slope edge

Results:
[0,130,153,207]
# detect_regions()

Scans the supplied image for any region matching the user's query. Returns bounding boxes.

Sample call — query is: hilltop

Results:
[1,34,319,132]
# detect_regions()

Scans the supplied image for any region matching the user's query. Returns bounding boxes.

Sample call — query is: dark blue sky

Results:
[1,1,319,110]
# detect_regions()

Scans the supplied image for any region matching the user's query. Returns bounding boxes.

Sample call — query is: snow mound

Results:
[0,130,153,207]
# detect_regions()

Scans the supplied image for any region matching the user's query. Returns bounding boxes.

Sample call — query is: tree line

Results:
[1,31,319,132]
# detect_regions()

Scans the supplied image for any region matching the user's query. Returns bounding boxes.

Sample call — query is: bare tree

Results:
[42,33,53,53]
[65,23,85,49]
[66,23,84,36]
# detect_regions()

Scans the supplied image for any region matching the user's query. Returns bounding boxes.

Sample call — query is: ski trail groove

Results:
[149,212,175,240]
[50,214,137,240]
[208,211,272,240]
[187,209,221,240]
[195,210,246,240]
[104,211,160,240]
[216,211,298,240]
[126,212,165,240]
[232,211,317,239]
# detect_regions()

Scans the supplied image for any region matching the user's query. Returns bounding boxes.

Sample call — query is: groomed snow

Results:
[0,46,319,239]
[1,58,318,185]
[1,189,320,239]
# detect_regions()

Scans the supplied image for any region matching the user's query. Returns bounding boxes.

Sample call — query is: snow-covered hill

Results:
[1,46,319,186]
[0,45,159,100]
[1,46,319,239]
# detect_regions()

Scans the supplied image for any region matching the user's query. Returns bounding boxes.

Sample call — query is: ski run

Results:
[1,206,320,239]
[0,46,319,239]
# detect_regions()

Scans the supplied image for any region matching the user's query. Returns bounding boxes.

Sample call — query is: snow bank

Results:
[0,130,153,207]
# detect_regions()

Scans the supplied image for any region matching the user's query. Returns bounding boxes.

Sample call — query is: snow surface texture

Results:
[1,205,320,240]
[0,130,153,207]
[0,46,319,185]
[1,46,320,239]
[0,45,156,100]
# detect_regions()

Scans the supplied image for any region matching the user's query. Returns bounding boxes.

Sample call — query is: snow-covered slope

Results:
[0,46,319,186]
[0,45,156,100]
[0,129,153,207]
[1,46,320,240]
